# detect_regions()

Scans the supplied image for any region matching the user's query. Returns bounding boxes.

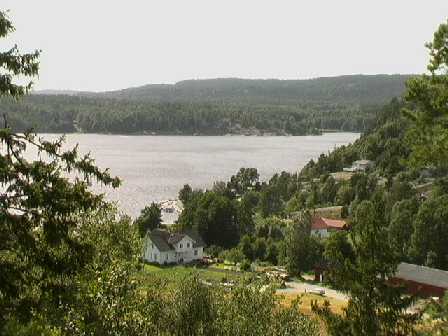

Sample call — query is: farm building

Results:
[389,262,448,298]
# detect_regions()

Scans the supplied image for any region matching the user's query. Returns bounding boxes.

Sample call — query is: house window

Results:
[194,249,198,256]
[154,253,157,260]
[187,242,190,248]
[166,254,168,260]
[179,243,183,249]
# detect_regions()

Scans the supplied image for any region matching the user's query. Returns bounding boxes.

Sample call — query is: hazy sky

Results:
[2,0,448,91]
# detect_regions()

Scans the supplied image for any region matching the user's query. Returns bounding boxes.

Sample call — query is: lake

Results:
[37,133,359,218]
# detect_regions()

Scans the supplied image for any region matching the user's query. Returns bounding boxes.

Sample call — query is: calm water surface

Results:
[39,133,359,217]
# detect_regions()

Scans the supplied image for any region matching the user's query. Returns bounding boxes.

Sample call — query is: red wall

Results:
[389,277,447,298]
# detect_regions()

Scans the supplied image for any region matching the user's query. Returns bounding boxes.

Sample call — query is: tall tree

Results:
[0,10,40,97]
[388,198,418,261]
[410,195,448,270]
[0,11,131,332]
[404,19,448,171]
[313,201,417,336]
[178,184,193,205]
[183,192,238,248]
[227,168,259,196]
[135,202,162,236]
[285,211,315,276]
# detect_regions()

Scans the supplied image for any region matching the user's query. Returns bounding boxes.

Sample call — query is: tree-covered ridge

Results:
[2,75,410,135]
[98,75,411,105]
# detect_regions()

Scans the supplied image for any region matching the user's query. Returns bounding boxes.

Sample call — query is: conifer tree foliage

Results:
[0,10,40,97]
[404,19,448,171]
[135,202,162,236]
[285,211,322,276]
[0,8,122,330]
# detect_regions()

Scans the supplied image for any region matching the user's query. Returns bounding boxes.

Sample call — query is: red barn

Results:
[389,262,448,298]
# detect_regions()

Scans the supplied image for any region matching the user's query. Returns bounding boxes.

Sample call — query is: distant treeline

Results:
[3,75,412,135]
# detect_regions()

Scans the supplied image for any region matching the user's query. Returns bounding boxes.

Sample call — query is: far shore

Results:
[28,130,361,137]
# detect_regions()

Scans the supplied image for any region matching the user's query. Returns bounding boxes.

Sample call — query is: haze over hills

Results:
[7,74,413,135]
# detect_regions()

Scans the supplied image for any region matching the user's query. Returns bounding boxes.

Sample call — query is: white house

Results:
[343,159,374,173]
[311,216,347,238]
[143,229,205,265]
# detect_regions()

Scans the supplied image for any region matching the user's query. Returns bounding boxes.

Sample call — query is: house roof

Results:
[354,160,373,165]
[148,229,173,252]
[147,229,206,251]
[167,233,185,245]
[184,229,206,248]
[394,262,448,289]
[311,216,346,230]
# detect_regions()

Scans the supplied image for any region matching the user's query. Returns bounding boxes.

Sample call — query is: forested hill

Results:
[3,75,412,135]
[96,75,411,105]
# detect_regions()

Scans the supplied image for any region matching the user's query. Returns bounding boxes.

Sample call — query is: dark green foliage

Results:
[222,247,245,264]
[236,191,258,235]
[285,211,318,275]
[323,231,355,289]
[239,235,254,260]
[0,129,123,331]
[227,168,260,196]
[168,274,217,336]
[135,202,162,236]
[205,245,223,258]
[178,184,193,205]
[101,76,410,105]
[240,259,251,271]
[259,186,283,217]
[300,99,409,181]
[422,292,448,335]
[2,75,412,135]
[320,176,338,204]
[179,191,239,248]
[410,195,448,269]
[0,11,40,98]
[0,26,122,328]
[253,237,268,260]
[313,201,418,336]
[404,19,448,171]
[388,198,419,261]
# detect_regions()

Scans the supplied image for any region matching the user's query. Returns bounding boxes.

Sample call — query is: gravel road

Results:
[277,281,349,302]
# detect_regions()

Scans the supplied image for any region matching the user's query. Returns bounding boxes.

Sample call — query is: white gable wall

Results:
[143,236,176,264]
[174,236,197,263]
[143,237,161,263]
[311,228,329,238]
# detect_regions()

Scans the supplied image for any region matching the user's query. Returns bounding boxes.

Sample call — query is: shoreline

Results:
[28,131,361,137]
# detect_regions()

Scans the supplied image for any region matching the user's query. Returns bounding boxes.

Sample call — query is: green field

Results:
[137,263,246,289]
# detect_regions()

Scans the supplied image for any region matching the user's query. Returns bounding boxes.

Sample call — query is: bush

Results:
[240,259,252,271]
[206,245,224,258]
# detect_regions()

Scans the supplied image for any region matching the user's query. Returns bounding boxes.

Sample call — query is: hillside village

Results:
[135,95,448,330]
[3,5,448,335]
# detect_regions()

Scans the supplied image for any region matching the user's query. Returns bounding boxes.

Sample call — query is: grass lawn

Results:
[138,263,245,288]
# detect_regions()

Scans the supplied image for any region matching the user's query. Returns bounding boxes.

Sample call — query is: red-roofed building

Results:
[311,216,347,238]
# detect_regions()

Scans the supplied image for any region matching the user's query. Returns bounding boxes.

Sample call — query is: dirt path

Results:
[277,281,349,302]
